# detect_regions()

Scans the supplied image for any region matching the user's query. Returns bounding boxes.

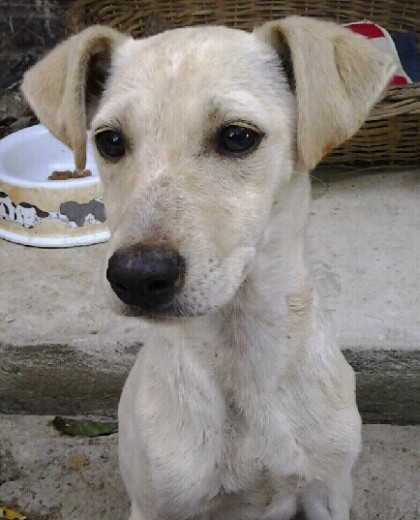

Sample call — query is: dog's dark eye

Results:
[95,130,125,162]
[217,124,262,157]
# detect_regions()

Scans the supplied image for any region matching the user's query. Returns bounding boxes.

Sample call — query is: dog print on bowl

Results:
[0,192,49,229]
[49,198,107,229]
[0,191,106,230]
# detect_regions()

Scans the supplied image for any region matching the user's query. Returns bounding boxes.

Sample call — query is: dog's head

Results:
[22,18,395,318]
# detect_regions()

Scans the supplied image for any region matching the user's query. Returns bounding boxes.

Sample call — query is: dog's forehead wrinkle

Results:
[97,85,290,155]
[165,50,186,76]
[98,32,294,143]
[114,27,284,93]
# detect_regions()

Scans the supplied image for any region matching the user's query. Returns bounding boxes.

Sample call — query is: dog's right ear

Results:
[22,25,130,170]
[255,17,396,170]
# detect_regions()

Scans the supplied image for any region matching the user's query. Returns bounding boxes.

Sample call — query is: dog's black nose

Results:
[107,246,185,311]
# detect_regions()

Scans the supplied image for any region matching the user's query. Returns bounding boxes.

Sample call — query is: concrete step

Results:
[0,416,418,520]
[0,169,419,422]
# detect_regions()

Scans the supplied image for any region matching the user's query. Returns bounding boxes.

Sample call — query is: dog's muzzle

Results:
[107,245,186,313]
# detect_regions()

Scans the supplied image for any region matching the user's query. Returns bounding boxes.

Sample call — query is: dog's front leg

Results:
[118,325,227,520]
[301,478,352,520]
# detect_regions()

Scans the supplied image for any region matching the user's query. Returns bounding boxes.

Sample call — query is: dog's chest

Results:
[194,340,310,515]
[120,339,307,519]
[219,390,305,482]
[192,389,306,519]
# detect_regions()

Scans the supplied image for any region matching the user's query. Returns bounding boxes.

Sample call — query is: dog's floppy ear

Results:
[22,25,129,170]
[255,16,397,169]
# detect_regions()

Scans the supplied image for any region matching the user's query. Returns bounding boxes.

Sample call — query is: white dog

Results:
[22,17,395,520]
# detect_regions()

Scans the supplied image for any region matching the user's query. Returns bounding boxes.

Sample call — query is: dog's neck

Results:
[222,168,313,346]
[248,167,312,310]
[184,169,315,407]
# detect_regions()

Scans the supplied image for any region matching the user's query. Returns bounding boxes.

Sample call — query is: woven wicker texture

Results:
[65,0,420,169]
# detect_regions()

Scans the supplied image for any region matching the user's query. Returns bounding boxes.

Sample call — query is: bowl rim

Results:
[0,124,100,189]
[0,226,110,248]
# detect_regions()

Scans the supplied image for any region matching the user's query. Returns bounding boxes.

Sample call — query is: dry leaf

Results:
[0,507,27,520]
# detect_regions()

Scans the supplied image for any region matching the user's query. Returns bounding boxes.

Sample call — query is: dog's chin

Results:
[115,287,245,322]
[121,303,207,321]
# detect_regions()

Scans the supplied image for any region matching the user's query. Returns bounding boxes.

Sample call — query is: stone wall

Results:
[1,1,73,136]
[1,0,72,89]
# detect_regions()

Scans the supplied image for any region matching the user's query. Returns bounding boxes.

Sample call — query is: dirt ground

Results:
[0,416,418,520]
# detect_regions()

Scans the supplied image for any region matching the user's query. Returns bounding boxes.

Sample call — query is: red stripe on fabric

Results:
[346,22,385,39]
[391,75,408,85]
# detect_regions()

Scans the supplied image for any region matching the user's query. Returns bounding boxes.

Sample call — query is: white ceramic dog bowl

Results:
[0,125,110,247]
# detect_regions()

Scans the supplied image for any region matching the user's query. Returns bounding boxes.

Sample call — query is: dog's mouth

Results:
[120,300,208,320]
[107,244,254,320]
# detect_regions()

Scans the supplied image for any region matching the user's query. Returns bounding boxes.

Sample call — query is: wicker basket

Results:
[65,0,420,169]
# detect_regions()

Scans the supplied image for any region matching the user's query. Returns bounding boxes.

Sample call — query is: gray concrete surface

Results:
[0,169,419,420]
[0,416,418,520]
[310,169,419,351]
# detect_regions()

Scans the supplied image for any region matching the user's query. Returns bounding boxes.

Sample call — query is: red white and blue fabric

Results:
[344,21,412,85]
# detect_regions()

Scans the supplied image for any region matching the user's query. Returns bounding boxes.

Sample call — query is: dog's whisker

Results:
[309,173,330,191]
